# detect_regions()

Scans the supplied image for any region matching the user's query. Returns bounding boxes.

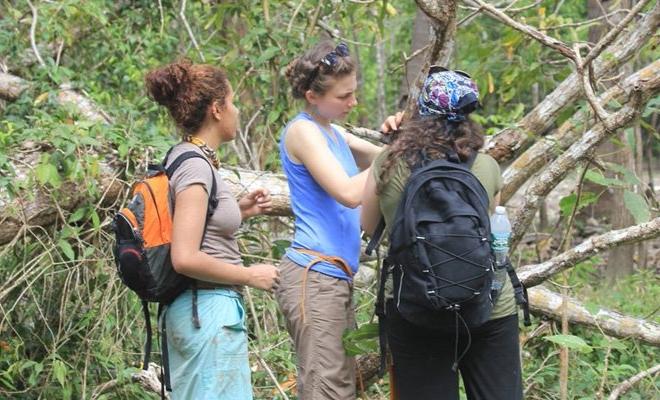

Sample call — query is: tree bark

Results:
[510,74,660,249]
[483,2,660,162]
[500,60,660,204]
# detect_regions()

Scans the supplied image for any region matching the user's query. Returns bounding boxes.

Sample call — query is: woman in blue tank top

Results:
[275,41,392,400]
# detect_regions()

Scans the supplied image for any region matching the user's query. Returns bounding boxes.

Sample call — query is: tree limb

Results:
[466,0,576,61]
[518,217,660,288]
[607,363,660,400]
[510,74,659,248]
[403,0,458,118]
[500,60,660,204]
[484,2,659,161]
[528,286,660,346]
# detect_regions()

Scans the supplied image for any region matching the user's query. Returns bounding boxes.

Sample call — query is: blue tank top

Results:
[279,112,361,281]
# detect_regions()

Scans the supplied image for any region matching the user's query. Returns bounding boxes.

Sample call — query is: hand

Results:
[239,188,273,219]
[245,263,280,291]
[380,111,404,134]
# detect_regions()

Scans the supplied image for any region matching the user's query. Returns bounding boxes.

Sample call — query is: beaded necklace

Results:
[183,135,220,169]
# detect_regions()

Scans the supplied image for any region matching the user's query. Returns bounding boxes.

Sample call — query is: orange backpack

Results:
[112,150,218,393]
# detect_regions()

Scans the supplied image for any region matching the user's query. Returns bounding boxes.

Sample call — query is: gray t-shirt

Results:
[166,142,243,266]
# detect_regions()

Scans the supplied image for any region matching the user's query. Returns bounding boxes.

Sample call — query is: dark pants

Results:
[386,301,522,400]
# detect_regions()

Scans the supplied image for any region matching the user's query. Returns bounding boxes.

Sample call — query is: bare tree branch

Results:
[607,363,660,400]
[484,3,659,161]
[466,0,576,61]
[518,217,660,288]
[500,60,660,204]
[179,0,205,62]
[26,0,46,68]
[510,73,660,248]
[581,0,653,68]
[403,0,459,118]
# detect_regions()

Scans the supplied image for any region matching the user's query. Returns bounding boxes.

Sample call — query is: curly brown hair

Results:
[378,116,485,192]
[285,40,356,99]
[145,59,229,134]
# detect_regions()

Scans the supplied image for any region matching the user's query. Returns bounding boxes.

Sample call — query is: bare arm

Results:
[286,120,369,208]
[170,185,278,290]
[361,168,382,235]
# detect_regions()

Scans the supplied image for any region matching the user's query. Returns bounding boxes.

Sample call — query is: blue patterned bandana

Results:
[418,69,480,121]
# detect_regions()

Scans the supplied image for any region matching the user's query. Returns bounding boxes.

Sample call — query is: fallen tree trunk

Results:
[528,286,660,345]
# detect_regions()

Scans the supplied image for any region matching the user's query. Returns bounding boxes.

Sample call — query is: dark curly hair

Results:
[285,40,356,99]
[378,116,485,193]
[145,59,229,134]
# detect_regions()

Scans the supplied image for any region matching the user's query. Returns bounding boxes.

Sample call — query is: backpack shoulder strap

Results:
[165,151,219,217]
[365,217,386,256]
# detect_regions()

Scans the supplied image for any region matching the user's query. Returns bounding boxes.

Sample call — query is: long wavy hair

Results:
[378,115,485,192]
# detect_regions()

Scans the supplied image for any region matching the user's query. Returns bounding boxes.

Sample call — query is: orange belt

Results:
[295,248,353,324]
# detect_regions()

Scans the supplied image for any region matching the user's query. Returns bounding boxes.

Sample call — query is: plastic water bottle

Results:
[490,206,511,267]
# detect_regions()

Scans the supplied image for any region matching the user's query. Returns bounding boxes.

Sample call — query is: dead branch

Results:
[607,363,660,400]
[484,3,659,161]
[529,286,660,346]
[510,74,660,248]
[518,217,660,288]
[466,0,576,61]
[500,60,660,204]
[581,0,653,68]
[403,0,459,118]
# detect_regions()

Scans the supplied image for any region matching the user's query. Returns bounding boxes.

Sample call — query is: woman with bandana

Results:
[361,67,523,400]
[276,41,394,399]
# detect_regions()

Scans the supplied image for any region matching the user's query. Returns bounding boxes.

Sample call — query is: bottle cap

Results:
[495,206,506,214]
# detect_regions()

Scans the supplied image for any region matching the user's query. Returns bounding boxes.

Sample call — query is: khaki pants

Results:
[276,256,356,400]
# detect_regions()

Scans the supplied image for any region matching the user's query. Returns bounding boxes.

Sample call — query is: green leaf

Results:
[35,163,62,188]
[559,192,598,217]
[59,240,75,261]
[623,190,650,224]
[342,323,379,356]
[543,334,592,353]
[559,194,577,217]
[91,210,101,230]
[584,169,626,187]
[68,208,86,223]
[605,163,641,186]
[52,359,67,387]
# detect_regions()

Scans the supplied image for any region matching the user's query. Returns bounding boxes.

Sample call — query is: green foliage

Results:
[0,0,658,399]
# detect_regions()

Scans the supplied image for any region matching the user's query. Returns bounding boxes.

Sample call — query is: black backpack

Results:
[112,149,218,395]
[366,152,529,372]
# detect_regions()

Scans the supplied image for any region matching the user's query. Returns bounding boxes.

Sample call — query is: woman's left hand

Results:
[380,111,404,134]
[239,188,273,219]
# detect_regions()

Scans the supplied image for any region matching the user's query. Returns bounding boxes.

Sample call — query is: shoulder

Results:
[287,119,326,145]
[167,145,216,194]
[471,152,503,194]
[473,152,500,169]
[373,148,409,189]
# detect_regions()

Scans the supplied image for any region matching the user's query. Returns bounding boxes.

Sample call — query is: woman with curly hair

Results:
[276,40,393,399]
[361,67,523,400]
[145,60,279,399]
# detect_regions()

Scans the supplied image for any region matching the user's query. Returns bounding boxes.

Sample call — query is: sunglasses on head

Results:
[305,42,350,91]
[319,42,350,67]
[428,65,472,79]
